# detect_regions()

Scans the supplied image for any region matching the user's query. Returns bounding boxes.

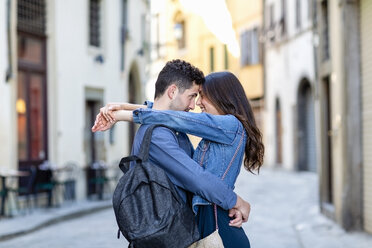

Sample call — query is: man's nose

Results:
[189,100,195,110]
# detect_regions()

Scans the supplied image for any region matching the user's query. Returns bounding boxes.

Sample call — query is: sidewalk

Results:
[236,168,372,248]
[0,200,112,241]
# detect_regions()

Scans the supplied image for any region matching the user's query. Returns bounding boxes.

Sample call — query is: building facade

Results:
[0,0,150,204]
[361,0,372,234]
[315,0,364,232]
[263,0,317,171]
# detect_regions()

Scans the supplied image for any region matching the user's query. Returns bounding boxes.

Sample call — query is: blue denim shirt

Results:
[133,108,246,213]
[131,124,237,211]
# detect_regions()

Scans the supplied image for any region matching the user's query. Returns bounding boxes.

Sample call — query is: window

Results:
[251,28,259,64]
[280,0,287,35]
[120,0,128,70]
[296,0,301,29]
[269,4,275,28]
[140,13,149,56]
[241,31,249,65]
[17,0,46,35]
[174,11,186,49]
[224,44,229,70]
[174,20,186,49]
[267,4,275,42]
[89,0,101,47]
[321,0,330,61]
[308,0,313,20]
[210,46,215,72]
[240,28,260,66]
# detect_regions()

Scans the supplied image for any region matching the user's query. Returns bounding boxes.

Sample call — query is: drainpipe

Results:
[5,0,13,82]
[262,0,266,110]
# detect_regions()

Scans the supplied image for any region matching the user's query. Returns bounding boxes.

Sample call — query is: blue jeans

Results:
[197,205,251,248]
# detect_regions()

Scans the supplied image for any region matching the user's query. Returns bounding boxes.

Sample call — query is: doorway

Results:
[297,79,317,172]
[322,76,333,205]
[17,35,48,170]
[85,99,105,197]
[128,63,141,151]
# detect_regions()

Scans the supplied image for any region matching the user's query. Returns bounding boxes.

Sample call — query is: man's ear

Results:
[167,84,178,100]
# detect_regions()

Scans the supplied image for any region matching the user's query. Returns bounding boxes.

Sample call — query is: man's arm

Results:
[99,102,147,123]
[149,127,251,225]
[148,127,236,210]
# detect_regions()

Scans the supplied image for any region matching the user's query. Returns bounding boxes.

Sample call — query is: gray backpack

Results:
[113,124,200,248]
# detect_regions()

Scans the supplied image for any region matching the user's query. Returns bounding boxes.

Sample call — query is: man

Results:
[92,59,250,225]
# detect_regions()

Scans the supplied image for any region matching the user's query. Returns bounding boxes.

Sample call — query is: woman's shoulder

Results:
[224,114,245,134]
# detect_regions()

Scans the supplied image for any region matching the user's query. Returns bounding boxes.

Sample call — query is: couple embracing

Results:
[92,59,264,248]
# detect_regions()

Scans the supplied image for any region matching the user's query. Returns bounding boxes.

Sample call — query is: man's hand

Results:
[228,208,243,228]
[233,195,251,223]
[100,102,147,123]
[100,103,123,123]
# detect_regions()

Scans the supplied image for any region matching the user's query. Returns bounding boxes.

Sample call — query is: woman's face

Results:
[196,90,221,115]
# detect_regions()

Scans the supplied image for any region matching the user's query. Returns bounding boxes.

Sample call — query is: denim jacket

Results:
[133,108,246,213]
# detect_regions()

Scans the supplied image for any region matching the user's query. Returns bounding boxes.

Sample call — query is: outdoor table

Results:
[0,169,29,216]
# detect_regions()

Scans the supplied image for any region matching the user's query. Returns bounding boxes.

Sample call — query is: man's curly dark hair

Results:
[154,59,205,99]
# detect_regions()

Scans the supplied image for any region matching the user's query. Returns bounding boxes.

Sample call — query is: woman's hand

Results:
[228,208,244,228]
[233,195,251,223]
[92,113,116,132]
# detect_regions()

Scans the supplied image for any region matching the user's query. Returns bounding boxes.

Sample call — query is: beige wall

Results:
[327,0,347,225]
[160,0,264,146]
[0,0,149,203]
[0,0,18,171]
[317,0,363,230]
[228,0,263,99]
[361,0,372,234]
[163,0,264,100]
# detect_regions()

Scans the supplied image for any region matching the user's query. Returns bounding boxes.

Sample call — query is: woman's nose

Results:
[196,97,201,106]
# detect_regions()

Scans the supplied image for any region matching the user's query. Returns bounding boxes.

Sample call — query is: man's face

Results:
[169,82,200,111]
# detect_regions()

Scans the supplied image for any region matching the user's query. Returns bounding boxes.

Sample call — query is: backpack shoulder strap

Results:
[138,124,172,162]
[119,124,172,174]
[118,155,141,174]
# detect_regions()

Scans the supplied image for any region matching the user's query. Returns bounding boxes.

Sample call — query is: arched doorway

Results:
[275,98,283,166]
[297,78,317,172]
[128,62,141,151]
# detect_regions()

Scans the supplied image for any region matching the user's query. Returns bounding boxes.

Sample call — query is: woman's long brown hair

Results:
[202,71,264,173]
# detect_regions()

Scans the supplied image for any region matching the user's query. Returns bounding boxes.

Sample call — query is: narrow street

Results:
[0,209,128,248]
[1,168,372,248]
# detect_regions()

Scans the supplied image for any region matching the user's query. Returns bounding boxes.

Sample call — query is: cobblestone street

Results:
[1,168,372,248]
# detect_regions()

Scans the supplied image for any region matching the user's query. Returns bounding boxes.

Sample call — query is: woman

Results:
[94,71,264,247]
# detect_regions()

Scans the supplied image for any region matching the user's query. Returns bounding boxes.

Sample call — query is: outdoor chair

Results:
[87,161,109,200]
[55,161,78,202]
[7,166,37,215]
[33,165,55,208]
